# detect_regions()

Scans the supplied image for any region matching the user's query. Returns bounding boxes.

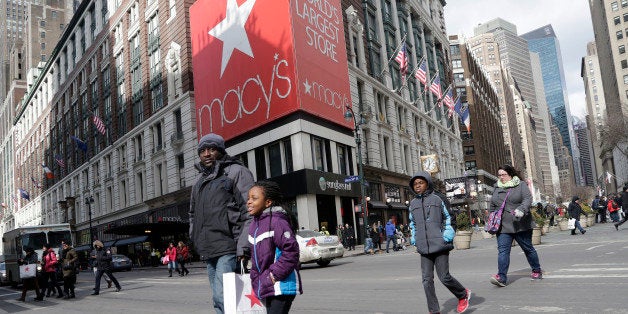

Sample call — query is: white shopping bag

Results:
[567,218,576,230]
[223,271,266,314]
[19,264,37,279]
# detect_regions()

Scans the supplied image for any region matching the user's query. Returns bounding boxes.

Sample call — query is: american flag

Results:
[93,114,106,135]
[415,57,428,87]
[395,42,408,82]
[429,74,442,100]
[442,88,455,115]
[31,176,42,189]
[55,155,66,168]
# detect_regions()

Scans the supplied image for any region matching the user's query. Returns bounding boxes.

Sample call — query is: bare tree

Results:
[598,112,628,158]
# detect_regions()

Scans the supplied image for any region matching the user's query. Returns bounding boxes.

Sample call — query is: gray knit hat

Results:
[198,133,226,154]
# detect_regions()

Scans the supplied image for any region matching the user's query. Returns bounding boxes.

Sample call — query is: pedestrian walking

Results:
[189,133,254,314]
[567,196,587,235]
[608,194,621,222]
[165,242,179,277]
[489,165,543,287]
[41,243,63,298]
[247,181,302,313]
[177,241,190,276]
[91,247,113,289]
[343,223,355,250]
[385,219,397,253]
[614,184,628,230]
[16,247,43,302]
[60,240,77,299]
[409,171,471,314]
[91,240,122,295]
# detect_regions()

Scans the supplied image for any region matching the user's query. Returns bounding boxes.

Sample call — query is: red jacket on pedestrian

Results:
[178,246,189,260]
[42,249,58,273]
[166,246,177,262]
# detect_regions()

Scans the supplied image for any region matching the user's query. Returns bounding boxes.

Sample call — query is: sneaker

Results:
[457,289,471,313]
[615,224,619,231]
[490,274,506,287]
[531,270,543,280]
[581,230,586,235]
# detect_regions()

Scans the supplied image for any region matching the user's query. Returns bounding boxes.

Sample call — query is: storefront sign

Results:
[190,0,352,140]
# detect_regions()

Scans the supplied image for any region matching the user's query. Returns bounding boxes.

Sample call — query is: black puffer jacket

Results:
[93,247,113,271]
[189,155,254,260]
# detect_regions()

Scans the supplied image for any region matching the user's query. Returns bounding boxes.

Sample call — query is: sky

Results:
[444,0,594,118]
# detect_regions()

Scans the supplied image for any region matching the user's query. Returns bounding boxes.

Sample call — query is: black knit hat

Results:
[198,133,226,154]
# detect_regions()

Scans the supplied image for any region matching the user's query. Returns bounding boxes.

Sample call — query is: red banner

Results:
[190,0,352,141]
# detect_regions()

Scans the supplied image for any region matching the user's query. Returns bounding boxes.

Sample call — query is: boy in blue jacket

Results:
[409,171,470,314]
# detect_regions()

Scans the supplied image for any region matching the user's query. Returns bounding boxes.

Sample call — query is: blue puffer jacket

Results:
[408,171,454,255]
[249,206,302,299]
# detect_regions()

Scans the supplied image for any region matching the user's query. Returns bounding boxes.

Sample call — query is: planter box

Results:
[532,227,542,245]
[454,230,472,250]
[580,215,588,228]
[558,218,569,231]
[587,214,595,227]
[541,225,549,235]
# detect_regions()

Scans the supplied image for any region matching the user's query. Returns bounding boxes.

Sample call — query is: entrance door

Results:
[316,194,338,235]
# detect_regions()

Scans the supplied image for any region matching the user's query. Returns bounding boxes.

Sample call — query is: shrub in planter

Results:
[456,212,471,232]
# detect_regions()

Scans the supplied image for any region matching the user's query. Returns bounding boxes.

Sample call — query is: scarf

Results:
[497,176,521,189]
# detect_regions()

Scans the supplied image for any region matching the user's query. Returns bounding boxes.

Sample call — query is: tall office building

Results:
[466,32,526,174]
[588,0,628,191]
[0,0,73,101]
[573,118,596,186]
[474,18,555,201]
[521,25,583,186]
[581,41,606,189]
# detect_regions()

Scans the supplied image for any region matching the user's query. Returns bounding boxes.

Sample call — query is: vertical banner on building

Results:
[190,0,352,141]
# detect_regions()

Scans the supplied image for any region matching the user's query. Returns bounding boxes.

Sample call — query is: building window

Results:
[618,30,624,40]
[624,13,628,22]
[312,137,330,172]
[620,45,626,54]
[337,144,353,175]
[40,20,45,27]
[622,60,628,69]
[465,160,477,170]
[40,31,45,38]
[623,74,628,84]
[612,1,619,11]
[623,0,628,7]
[463,146,475,155]
[615,16,621,25]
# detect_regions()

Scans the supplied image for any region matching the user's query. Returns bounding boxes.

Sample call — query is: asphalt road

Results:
[2,223,628,313]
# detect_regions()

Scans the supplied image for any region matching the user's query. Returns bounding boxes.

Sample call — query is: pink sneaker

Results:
[490,274,506,287]
[457,289,471,313]
[531,270,543,280]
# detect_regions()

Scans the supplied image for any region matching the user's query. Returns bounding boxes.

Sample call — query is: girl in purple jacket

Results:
[247,181,302,313]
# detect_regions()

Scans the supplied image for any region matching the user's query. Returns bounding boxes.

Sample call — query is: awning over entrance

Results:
[105,222,188,236]
[74,245,91,252]
[368,201,388,209]
[389,202,408,210]
[114,235,149,246]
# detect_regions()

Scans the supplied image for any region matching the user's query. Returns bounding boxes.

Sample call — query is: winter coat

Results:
[408,171,454,255]
[489,179,532,233]
[189,155,254,260]
[42,249,58,273]
[93,247,113,271]
[623,187,628,211]
[62,248,78,278]
[19,252,38,265]
[166,247,177,262]
[385,221,396,237]
[249,206,302,300]
[177,246,189,261]
[567,198,584,221]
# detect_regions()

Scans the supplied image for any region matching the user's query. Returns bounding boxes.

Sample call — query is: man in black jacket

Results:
[567,196,586,235]
[189,133,254,314]
[614,184,628,230]
[90,240,121,295]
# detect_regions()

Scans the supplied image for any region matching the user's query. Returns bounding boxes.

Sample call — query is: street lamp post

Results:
[85,196,94,242]
[344,105,368,245]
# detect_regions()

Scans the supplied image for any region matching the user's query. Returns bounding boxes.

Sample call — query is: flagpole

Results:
[378,32,408,79]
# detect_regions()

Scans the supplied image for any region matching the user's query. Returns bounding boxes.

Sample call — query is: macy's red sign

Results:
[190,0,353,141]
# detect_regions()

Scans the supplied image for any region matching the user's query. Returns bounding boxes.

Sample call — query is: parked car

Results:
[296,229,344,267]
[0,262,8,286]
[111,254,133,272]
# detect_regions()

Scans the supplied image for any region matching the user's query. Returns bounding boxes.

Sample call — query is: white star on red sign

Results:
[208,0,257,77]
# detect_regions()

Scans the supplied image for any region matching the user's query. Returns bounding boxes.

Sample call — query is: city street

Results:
[2,223,628,313]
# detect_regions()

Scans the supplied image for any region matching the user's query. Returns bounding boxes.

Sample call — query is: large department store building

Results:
[3,0,462,253]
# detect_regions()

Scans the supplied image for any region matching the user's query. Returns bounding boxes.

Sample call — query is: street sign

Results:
[344,175,360,183]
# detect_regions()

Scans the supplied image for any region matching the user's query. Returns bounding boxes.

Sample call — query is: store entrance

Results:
[316,194,338,235]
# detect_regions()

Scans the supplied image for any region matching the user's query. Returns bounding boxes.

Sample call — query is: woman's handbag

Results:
[484,190,511,234]
[161,255,170,265]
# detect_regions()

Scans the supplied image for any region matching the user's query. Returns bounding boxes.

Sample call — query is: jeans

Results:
[167,260,178,270]
[420,252,466,313]
[206,254,237,314]
[574,220,585,233]
[364,238,373,253]
[496,230,541,283]
[94,269,120,293]
[385,235,396,252]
